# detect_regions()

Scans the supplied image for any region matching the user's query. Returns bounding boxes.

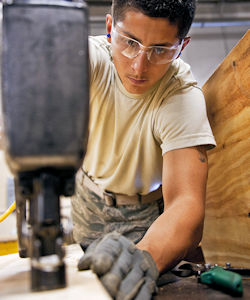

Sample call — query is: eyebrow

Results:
[121,29,175,47]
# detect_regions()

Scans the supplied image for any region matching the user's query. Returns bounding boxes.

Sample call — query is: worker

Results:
[71,0,216,299]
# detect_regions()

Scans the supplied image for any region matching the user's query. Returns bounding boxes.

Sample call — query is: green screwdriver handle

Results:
[200,266,243,296]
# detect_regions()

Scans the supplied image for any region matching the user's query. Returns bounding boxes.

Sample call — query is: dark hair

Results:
[112,0,196,39]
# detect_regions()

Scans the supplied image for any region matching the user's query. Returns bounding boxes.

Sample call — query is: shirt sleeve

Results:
[88,36,113,86]
[153,85,216,155]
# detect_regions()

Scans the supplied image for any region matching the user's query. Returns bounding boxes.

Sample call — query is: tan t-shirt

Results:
[83,36,216,195]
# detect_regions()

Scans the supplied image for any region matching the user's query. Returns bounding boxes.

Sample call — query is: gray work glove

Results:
[78,232,159,300]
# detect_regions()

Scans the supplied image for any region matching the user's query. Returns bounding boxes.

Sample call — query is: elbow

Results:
[193,210,205,245]
[189,216,205,253]
[184,220,205,263]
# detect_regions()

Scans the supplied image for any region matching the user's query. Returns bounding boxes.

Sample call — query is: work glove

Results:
[78,232,159,300]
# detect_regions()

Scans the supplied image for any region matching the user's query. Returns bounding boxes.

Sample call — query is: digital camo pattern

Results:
[71,171,163,249]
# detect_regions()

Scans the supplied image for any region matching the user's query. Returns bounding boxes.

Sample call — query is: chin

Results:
[123,81,149,95]
[127,86,146,94]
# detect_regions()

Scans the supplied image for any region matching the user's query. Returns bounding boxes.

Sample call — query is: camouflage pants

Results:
[71,172,163,250]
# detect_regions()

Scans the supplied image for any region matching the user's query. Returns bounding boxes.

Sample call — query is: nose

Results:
[131,50,149,75]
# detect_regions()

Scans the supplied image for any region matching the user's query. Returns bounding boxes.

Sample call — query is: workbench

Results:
[154,274,250,300]
[0,244,111,300]
[1,243,249,299]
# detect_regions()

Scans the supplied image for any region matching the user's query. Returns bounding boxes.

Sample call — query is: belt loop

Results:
[104,191,117,207]
[137,194,142,204]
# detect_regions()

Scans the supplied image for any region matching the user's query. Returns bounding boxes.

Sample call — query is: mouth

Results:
[127,76,147,85]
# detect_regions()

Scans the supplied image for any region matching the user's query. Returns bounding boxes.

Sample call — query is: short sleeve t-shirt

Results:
[83,35,216,195]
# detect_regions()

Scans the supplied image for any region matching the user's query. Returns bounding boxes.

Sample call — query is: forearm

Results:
[136,196,205,273]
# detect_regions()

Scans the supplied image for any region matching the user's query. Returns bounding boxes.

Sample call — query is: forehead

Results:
[114,10,179,45]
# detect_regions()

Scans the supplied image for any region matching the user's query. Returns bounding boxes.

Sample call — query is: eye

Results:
[153,47,167,55]
[125,38,138,48]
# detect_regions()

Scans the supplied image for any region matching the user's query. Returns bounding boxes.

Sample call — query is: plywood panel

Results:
[0,244,111,299]
[202,30,250,267]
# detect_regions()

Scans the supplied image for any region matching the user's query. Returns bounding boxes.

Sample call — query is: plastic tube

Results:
[0,201,16,222]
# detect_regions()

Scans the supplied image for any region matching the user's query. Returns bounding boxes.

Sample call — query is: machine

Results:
[1,0,89,291]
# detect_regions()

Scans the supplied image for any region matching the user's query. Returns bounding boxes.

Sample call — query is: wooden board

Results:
[0,244,111,299]
[202,30,250,267]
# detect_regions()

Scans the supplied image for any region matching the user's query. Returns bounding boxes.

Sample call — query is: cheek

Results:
[151,64,171,80]
[112,45,131,65]
[113,55,131,77]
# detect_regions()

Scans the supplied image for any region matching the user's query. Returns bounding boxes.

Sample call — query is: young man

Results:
[72,0,216,298]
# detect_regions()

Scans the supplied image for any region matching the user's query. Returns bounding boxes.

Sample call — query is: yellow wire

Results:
[0,201,16,222]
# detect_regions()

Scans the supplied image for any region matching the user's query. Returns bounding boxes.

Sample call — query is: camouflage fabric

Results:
[71,171,163,249]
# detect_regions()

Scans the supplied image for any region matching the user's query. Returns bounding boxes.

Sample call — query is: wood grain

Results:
[202,30,250,267]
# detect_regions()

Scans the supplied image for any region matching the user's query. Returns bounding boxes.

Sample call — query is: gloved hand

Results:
[78,232,159,300]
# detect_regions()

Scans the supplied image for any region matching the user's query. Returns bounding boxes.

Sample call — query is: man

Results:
[72,0,216,298]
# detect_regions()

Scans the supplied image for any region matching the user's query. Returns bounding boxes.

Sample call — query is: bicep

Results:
[162,146,208,209]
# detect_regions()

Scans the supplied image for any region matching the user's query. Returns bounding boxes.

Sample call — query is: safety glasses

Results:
[111,24,183,64]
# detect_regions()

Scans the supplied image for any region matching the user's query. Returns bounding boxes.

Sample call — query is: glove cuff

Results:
[142,250,159,279]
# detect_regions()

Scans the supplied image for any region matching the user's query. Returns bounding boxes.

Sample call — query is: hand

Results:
[78,232,159,300]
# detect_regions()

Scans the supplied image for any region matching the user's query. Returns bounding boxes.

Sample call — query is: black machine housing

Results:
[1,0,89,291]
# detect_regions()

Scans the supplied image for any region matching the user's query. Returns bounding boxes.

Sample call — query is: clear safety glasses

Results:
[111,25,183,65]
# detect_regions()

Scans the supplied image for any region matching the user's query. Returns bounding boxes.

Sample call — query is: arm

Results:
[78,146,209,299]
[137,145,208,273]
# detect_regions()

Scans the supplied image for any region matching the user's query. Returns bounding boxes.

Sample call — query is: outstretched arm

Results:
[78,145,208,299]
[137,145,208,273]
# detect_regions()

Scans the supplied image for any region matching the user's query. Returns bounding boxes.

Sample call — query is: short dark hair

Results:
[112,0,196,39]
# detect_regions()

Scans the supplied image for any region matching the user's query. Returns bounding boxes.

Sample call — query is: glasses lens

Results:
[150,42,183,64]
[112,30,140,59]
[121,43,140,59]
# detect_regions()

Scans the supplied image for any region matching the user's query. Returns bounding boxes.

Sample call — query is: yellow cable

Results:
[0,201,16,222]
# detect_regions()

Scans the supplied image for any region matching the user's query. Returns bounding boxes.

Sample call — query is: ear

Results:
[182,36,191,51]
[106,14,112,43]
[176,36,191,59]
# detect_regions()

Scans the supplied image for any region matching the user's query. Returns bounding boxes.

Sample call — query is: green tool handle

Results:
[200,266,243,296]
